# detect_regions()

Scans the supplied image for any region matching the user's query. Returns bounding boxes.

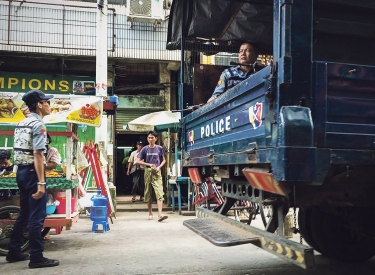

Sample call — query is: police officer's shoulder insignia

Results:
[40,125,47,137]
[217,76,223,87]
[217,79,222,87]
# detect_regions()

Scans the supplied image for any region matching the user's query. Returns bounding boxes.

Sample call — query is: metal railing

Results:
[0,0,116,51]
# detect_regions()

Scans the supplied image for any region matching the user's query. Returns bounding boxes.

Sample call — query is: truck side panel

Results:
[182,66,271,167]
[314,62,375,149]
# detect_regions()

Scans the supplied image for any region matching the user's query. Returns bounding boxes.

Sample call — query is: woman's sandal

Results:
[158,215,168,222]
[148,215,153,220]
[42,235,51,241]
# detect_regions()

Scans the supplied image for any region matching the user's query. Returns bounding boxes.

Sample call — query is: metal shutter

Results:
[115,109,154,132]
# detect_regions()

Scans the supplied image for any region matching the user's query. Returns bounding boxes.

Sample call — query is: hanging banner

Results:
[0,92,102,127]
[0,93,25,123]
[45,95,103,127]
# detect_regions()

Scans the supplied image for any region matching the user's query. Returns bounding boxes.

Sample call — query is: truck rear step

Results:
[184,208,315,269]
[184,218,260,246]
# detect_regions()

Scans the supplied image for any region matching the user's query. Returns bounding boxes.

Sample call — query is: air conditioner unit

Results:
[127,0,172,29]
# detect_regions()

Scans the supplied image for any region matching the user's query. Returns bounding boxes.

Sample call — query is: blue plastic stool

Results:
[90,206,109,233]
[92,220,110,232]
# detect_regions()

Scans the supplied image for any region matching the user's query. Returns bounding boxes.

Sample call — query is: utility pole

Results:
[95,0,108,184]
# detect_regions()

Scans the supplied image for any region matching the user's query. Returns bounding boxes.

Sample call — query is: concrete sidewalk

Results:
[115,195,190,214]
[2,210,375,275]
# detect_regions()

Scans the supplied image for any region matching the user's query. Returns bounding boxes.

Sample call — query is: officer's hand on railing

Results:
[32,185,45,200]
[171,104,204,113]
[207,97,215,103]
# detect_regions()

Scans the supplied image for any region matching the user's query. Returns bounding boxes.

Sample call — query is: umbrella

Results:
[126,110,181,133]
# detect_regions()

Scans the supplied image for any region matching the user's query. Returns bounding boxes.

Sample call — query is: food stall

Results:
[0,92,103,255]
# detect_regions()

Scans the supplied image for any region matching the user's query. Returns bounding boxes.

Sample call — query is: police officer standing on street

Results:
[207,41,265,103]
[6,90,59,268]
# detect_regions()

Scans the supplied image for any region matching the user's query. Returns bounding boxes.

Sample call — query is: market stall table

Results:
[0,177,79,231]
[169,176,192,215]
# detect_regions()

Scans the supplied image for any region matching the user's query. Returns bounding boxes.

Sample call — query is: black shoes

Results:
[7,254,59,268]
[29,257,60,269]
[6,253,30,263]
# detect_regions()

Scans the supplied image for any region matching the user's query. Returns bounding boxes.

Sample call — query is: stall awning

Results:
[125,111,181,133]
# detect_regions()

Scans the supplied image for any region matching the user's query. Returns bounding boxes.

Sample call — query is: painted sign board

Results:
[0,71,95,95]
[0,92,102,127]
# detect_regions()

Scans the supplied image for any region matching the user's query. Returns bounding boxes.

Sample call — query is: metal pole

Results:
[95,0,108,184]
[96,0,108,97]
[179,0,186,111]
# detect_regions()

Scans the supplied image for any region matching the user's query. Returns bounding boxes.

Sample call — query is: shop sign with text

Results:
[0,72,95,94]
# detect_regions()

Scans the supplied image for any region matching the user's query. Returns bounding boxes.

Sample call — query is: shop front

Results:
[0,72,107,255]
[114,95,165,194]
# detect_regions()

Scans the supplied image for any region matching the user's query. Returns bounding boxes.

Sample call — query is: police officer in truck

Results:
[207,41,265,103]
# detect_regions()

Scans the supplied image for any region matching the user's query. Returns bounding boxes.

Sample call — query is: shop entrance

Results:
[115,132,147,194]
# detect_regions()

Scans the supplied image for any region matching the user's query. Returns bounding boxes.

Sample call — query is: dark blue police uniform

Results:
[211,63,265,99]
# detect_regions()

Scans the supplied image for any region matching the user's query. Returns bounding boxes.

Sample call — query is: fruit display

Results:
[0,171,64,178]
[0,172,16,178]
[0,177,78,190]
[46,171,64,178]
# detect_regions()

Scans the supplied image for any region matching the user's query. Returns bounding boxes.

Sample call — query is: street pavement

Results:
[1,201,375,275]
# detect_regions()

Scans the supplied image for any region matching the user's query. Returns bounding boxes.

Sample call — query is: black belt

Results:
[17,164,34,167]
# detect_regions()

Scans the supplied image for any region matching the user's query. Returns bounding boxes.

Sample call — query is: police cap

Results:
[22,90,54,108]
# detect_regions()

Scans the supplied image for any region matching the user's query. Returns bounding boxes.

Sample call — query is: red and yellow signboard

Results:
[0,92,102,127]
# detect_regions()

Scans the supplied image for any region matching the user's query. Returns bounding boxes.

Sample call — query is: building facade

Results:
[0,0,180,191]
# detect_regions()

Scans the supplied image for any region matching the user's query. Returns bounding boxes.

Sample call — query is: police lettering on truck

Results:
[200,116,231,138]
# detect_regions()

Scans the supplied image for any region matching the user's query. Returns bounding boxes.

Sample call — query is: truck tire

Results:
[310,208,375,263]
[310,208,336,258]
[298,207,322,253]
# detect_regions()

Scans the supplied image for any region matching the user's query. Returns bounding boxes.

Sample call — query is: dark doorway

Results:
[115,132,147,194]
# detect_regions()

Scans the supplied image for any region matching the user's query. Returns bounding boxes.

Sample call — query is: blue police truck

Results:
[167,0,375,269]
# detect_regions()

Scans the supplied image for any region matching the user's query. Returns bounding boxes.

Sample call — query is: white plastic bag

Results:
[46,194,60,206]
[77,146,89,172]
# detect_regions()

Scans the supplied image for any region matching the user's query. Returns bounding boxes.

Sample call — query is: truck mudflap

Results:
[242,168,290,197]
[184,207,315,270]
